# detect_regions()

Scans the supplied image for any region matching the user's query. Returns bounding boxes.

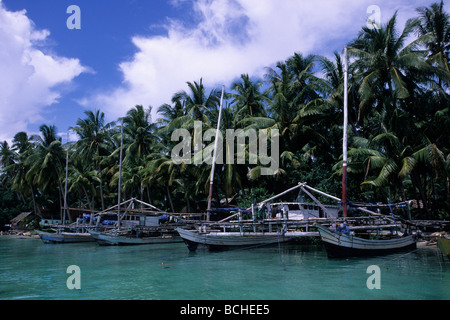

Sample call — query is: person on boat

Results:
[336,222,350,235]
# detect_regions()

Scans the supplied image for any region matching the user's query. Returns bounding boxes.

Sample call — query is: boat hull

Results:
[176,228,318,251]
[437,236,450,261]
[89,230,183,246]
[37,231,95,244]
[316,225,416,258]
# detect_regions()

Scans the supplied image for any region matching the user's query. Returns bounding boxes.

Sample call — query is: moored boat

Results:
[37,230,95,244]
[88,198,187,246]
[437,234,450,261]
[316,224,417,258]
[177,227,318,251]
[89,229,182,246]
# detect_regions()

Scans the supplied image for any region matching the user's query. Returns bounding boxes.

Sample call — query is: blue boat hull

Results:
[37,231,95,244]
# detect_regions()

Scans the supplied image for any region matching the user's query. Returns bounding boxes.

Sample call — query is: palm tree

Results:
[180,79,221,119]
[26,125,67,221]
[412,1,450,154]
[286,53,321,104]
[143,155,187,213]
[71,110,114,158]
[117,105,159,203]
[71,110,114,210]
[122,105,157,164]
[346,10,450,217]
[12,132,34,156]
[245,54,327,187]
[157,96,186,127]
[231,74,268,122]
[413,0,450,68]
[67,157,100,211]
[166,79,221,134]
[156,80,223,210]
[315,52,360,162]
[348,13,433,121]
[0,141,16,173]
[10,132,39,216]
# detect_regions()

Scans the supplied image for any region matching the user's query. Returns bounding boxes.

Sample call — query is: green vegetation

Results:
[1,2,449,222]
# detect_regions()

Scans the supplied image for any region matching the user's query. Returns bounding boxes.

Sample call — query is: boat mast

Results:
[63,132,70,225]
[207,85,225,222]
[342,46,349,218]
[117,120,124,227]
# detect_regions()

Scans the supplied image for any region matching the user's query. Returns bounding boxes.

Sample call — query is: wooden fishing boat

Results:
[87,197,186,246]
[37,230,95,244]
[177,227,317,251]
[437,234,450,261]
[89,229,182,246]
[316,224,416,258]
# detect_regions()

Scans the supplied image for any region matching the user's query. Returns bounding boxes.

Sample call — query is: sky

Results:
[0,0,446,144]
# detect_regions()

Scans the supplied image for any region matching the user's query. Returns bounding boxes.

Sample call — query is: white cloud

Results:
[80,0,450,123]
[0,1,87,143]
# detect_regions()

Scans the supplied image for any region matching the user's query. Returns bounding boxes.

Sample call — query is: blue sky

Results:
[0,0,446,143]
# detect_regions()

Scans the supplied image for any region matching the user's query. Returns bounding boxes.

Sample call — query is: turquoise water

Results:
[1,237,449,300]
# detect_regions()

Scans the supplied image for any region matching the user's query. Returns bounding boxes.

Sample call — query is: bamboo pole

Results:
[303,184,341,202]
[257,183,304,207]
[342,46,349,218]
[63,132,70,225]
[117,121,124,227]
[133,198,165,212]
[299,186,333,218]
[207,85,225,221]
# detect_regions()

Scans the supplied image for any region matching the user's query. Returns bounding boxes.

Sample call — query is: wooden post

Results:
[342,46,349,218]
[207,85,225,221]
[63,132,70,225]
[117,121,124,227]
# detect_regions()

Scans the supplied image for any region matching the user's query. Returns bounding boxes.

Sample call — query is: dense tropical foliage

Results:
[1,2,449,226]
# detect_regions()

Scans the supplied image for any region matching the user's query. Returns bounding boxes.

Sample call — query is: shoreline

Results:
[0,231,40,239]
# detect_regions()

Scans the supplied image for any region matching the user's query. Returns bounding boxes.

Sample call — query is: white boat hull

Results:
[176,228,318,251]
[316,225,416,258]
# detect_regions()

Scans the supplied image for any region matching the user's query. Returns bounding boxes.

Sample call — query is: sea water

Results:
[0,237,449,300]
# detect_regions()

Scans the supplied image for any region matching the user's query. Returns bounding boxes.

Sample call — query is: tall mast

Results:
[63,132,70,225]
[117,120,124,227]
[342,46,349,218]
[207,85,225,222]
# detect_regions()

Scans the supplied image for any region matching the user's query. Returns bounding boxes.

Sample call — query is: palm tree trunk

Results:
[57,179,65,223]
[182,174,191,213]
[30,185,40,218]
[398,181,407,203]
[412,170,430,218]
[81,185,93,211]
[99,179,105,211]
[146,187,152,205]
[166,185,175,213]
[140,185,144,211]
[446,177,450,214]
